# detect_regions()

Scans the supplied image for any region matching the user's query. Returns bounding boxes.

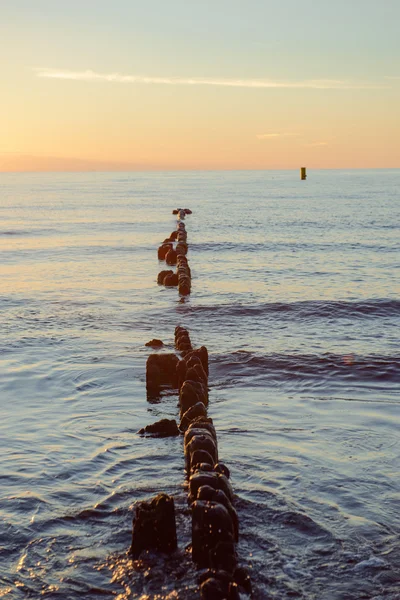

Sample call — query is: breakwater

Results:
[135,209,251,598]
[157,209,191,296]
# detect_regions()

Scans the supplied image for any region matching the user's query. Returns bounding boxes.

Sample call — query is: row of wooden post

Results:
[157,209,192,296]
[132,209,251,598]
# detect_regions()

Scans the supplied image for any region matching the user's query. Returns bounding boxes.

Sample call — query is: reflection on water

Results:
[0,170,399,598]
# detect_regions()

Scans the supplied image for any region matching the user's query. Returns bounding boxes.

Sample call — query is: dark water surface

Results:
[0,170,399,599]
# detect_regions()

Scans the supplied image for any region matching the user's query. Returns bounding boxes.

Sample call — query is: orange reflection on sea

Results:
[342,354,355,365]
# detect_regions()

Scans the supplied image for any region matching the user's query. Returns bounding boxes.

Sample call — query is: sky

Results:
[1,0,399,171]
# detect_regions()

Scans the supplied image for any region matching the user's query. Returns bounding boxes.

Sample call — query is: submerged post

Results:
[300,167,307,180]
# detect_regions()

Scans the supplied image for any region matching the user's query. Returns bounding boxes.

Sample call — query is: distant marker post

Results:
[300,167,307,180]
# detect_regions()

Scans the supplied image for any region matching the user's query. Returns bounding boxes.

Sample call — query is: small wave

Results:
[0,228,56,236]
[271,510,333,538]
[192,240,398,253]
[185,298,400,320]
[213,351,400,384]
[192,241,257,252]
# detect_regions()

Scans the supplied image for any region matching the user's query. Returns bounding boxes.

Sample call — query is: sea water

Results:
[0,169,399,599]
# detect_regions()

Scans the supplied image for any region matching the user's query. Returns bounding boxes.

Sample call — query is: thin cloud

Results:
[33,68,385,90]
[257,133,299,139]
[304,141,329,147]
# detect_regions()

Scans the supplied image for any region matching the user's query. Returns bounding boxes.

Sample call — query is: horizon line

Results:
[1,167,399,174]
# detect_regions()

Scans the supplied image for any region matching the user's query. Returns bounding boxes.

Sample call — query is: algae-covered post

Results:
[130,493,177,558]
[173,326,251,596]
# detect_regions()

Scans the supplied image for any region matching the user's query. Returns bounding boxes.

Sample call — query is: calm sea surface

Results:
[0,170,399,599]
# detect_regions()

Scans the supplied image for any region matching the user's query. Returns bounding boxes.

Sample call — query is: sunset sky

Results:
[1,0,399,171]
